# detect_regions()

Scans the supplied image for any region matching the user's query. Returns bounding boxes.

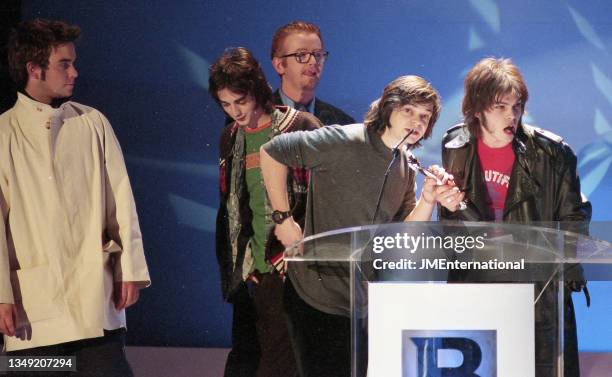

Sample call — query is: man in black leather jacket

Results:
[439,57,591,377]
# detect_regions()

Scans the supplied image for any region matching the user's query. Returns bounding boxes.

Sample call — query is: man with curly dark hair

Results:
[0,19,150,376]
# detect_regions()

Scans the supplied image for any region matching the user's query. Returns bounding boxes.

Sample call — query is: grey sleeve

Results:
[394,169,418,221]
[263,125,346,169]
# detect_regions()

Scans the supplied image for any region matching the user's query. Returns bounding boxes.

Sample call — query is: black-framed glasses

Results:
[279,50,329,64]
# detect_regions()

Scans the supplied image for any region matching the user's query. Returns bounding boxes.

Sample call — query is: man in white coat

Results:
[0,19,150,376]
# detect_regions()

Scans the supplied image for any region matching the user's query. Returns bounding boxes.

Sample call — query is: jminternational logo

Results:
[402,330,497,377]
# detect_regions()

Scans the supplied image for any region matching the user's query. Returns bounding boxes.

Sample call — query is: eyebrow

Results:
[494,100,520,105]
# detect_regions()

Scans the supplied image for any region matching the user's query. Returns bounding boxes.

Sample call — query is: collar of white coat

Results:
[16,92,65,129]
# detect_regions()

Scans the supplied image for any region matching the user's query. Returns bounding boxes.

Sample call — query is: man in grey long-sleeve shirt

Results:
[260,75,464,377]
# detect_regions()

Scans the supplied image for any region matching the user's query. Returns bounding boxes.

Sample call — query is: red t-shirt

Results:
[477,138,515,221]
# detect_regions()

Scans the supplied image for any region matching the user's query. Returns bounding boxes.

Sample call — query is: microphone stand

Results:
[371,130,414,224]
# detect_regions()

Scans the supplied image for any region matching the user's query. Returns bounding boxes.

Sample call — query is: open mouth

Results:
[503,126,515,135]
[303,69,318,77]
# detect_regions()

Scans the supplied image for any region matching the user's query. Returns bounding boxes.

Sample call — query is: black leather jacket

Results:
[439,123,591,377]
[439,123,591,224]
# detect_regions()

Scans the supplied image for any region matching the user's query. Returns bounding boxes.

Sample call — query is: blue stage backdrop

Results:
[21,0,612,351]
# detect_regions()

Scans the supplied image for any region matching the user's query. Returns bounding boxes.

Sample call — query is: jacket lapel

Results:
[465,148,494,221]
[503,130,540,219]
[444,129,493,220]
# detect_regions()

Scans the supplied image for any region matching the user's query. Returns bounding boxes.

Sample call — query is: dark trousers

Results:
[4,329,133,377]
[224,282,259,377]
[224,274,297,377]
[283,278,351,377]
[534,281,581,377]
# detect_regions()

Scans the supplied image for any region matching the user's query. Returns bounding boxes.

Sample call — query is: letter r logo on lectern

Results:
[402,330,497,377]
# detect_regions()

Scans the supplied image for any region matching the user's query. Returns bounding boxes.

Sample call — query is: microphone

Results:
[392,129,414,157]
[372,129,416,223]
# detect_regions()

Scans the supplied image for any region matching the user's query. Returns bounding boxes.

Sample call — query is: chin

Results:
[301,79,319,90]
[52,94,72,102]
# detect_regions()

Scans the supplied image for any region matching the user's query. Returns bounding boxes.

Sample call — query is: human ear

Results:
[26,61,43,80]
[272,57,285,75]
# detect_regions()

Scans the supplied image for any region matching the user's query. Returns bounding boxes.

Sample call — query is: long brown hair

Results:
[208,47,274,114]
[462,57,529,137]
[364,75,440,148]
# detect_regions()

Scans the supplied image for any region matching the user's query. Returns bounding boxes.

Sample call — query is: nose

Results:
[230,104,241,117]
[69,65,78,79]
[508,106,520,121]
[412,115,427,130]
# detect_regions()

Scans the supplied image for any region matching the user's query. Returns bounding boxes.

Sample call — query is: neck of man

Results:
[480,132,513,149]
[23,84,67,108]
[281,81,315,106]
[380,129,403,150]
[246,108,272,129]
[24,84,52,105]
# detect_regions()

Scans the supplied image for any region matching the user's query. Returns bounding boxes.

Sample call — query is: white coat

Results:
[0,93,150,351]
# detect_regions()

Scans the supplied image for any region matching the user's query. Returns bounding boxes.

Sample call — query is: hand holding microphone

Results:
[405,152,467,212]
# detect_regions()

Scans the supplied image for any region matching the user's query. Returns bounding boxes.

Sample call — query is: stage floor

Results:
[125,347,612,377]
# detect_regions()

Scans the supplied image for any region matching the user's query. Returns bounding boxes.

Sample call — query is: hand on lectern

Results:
[274,217,303,250]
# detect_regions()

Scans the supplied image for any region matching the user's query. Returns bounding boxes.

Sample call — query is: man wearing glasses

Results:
[270,21,355,126]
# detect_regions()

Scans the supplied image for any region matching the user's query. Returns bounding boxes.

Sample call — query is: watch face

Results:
[272,210,290,224]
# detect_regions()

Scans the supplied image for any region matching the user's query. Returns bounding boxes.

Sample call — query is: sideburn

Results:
[479,115,489,132]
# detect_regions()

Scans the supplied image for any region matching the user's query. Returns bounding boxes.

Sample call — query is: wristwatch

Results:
[272,210,292,224]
